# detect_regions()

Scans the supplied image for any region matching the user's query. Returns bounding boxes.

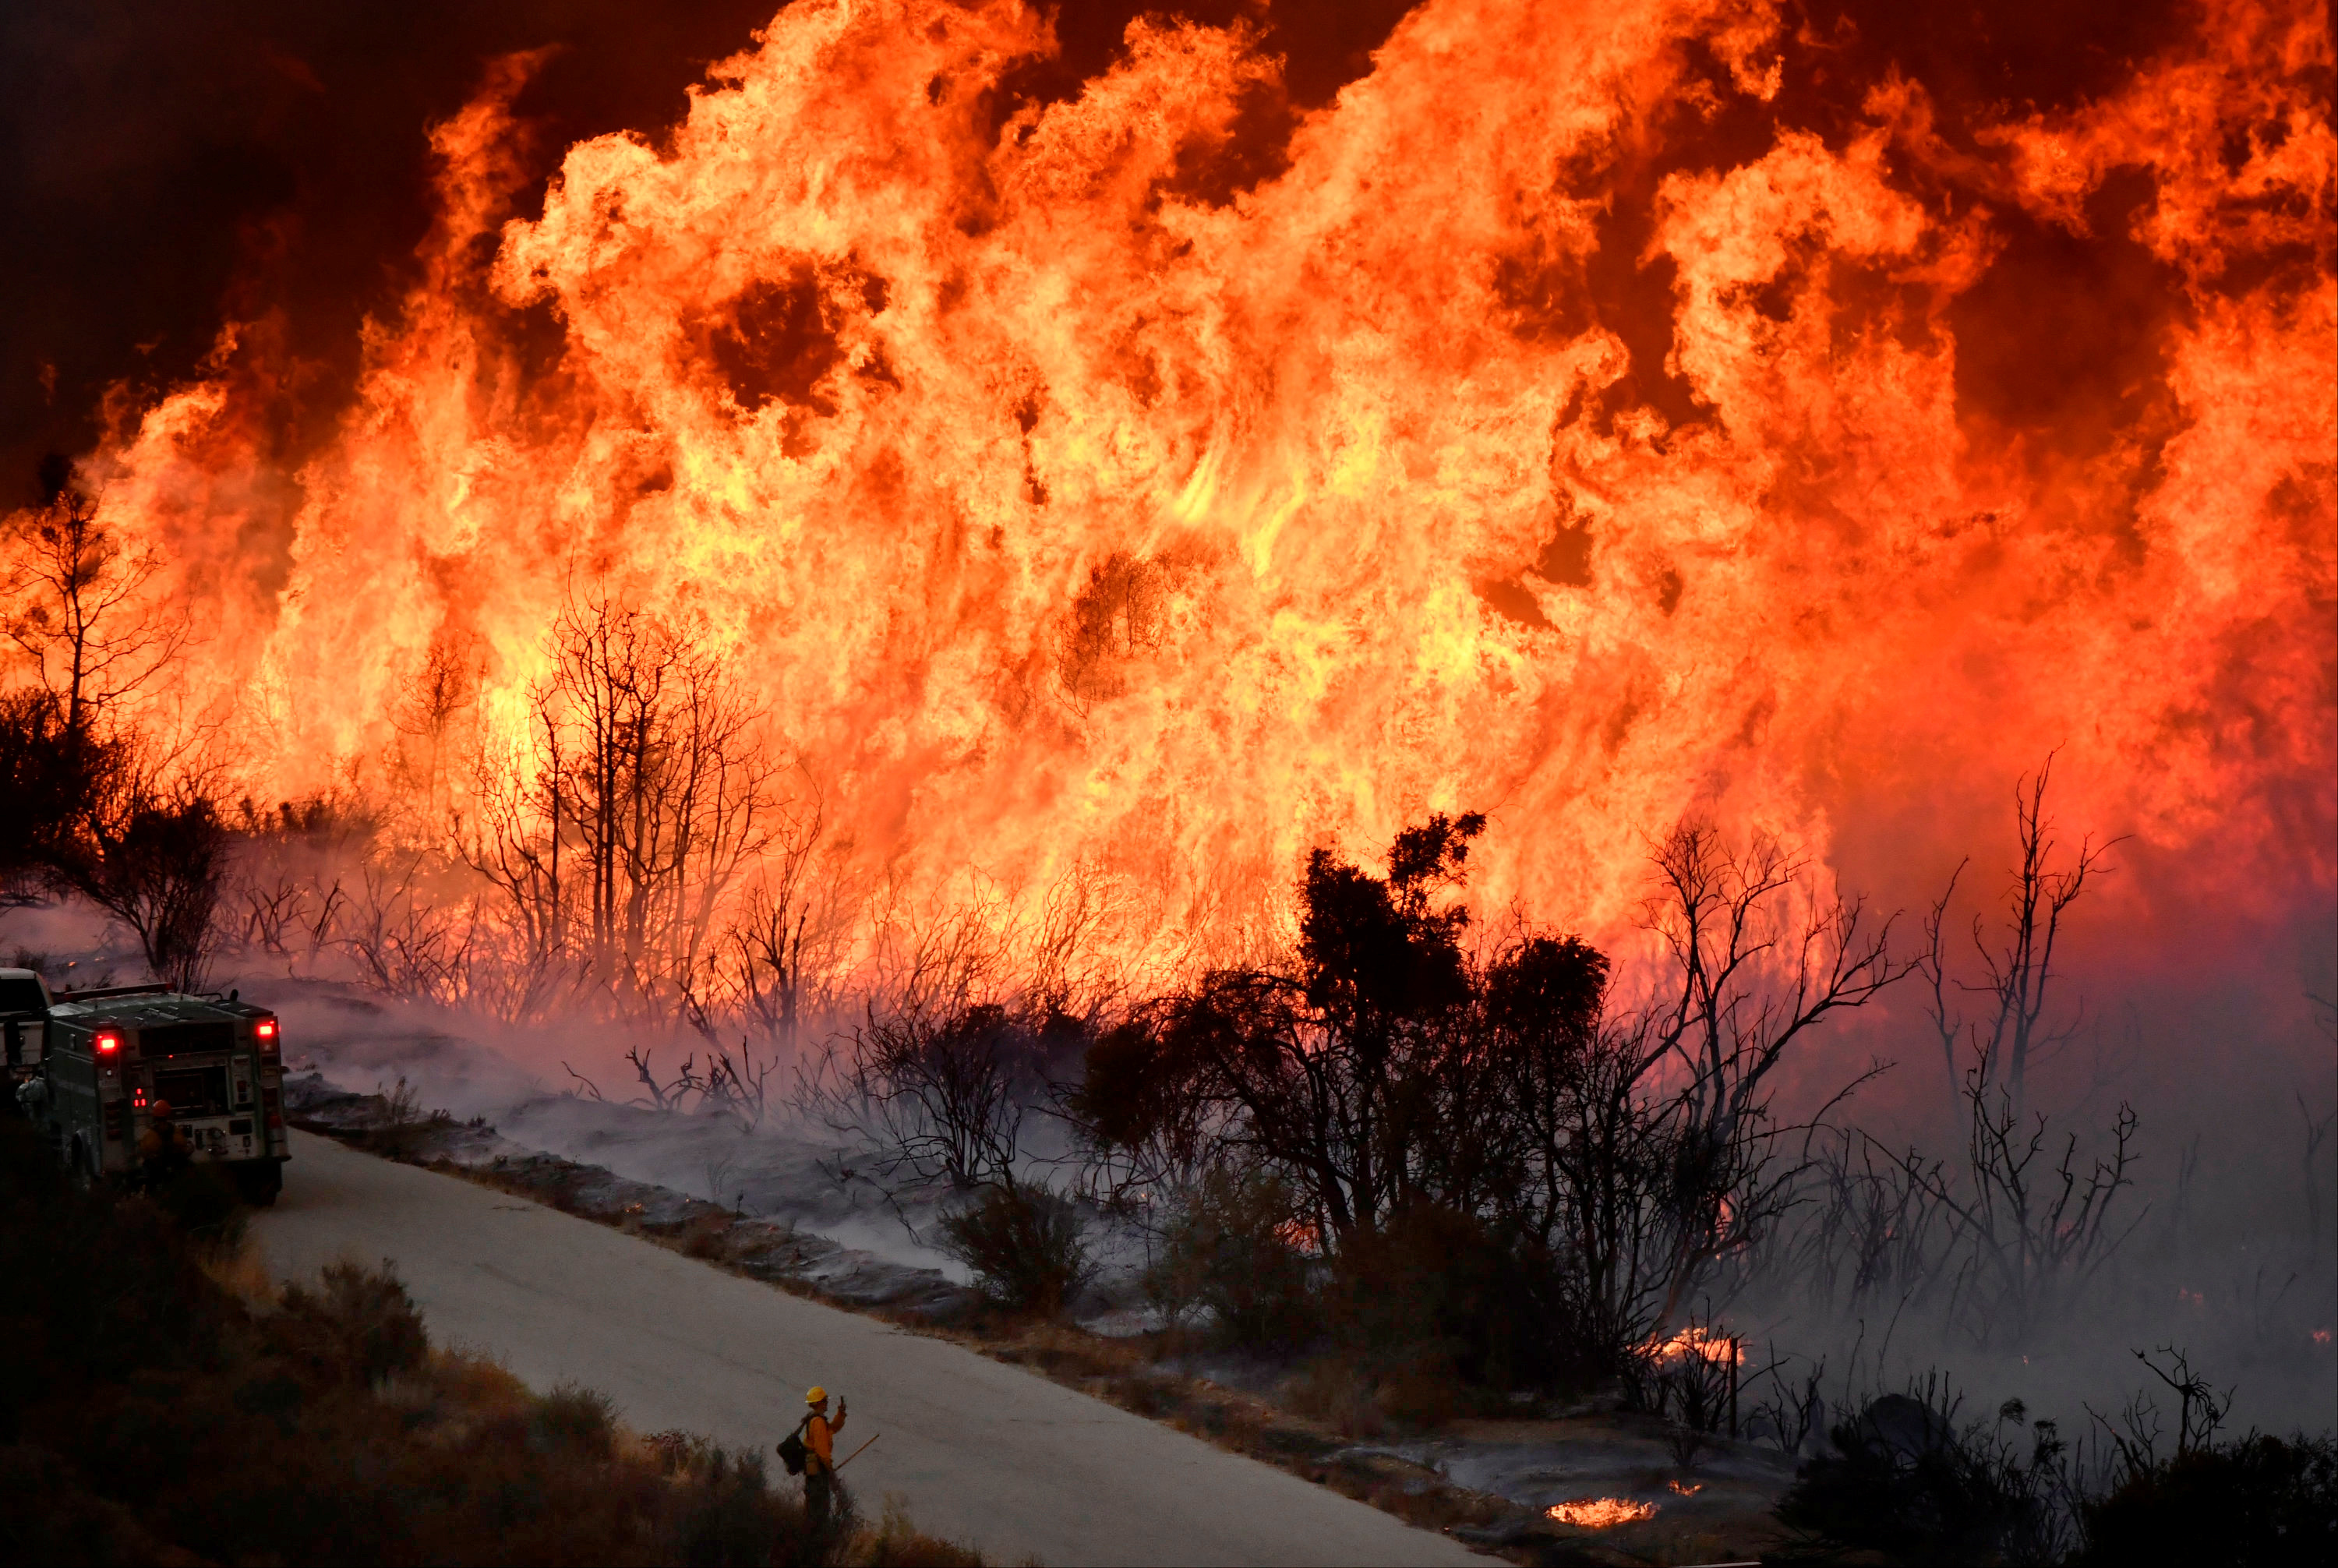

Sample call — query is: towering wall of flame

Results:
[67,0,2338,971]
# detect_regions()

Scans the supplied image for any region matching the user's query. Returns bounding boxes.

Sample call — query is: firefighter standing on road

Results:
[803,1386,846,1527]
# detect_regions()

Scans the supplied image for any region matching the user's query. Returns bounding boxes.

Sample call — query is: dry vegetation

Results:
[0,1112,982,1567]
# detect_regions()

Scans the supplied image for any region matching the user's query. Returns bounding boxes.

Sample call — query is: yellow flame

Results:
[1548,1497,1658,1527]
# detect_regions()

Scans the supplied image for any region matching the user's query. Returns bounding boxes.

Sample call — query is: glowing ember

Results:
[1548,1497,1658,1527]
[1668,1479,1703,1496]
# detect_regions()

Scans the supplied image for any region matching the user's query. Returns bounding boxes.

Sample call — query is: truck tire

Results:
[232,1162,283,1207]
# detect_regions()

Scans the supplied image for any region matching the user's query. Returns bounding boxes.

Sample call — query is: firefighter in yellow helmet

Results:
[802,1386,847,1527]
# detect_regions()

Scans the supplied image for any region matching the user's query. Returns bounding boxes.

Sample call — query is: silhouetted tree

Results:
[2,459,190,737]
[1158,811,1486,1248]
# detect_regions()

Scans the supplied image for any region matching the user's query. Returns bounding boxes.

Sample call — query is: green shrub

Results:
[937,1183,1093,1315]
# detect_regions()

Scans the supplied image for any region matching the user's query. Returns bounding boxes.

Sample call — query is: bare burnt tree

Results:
[1784,1127,1962,1313]
[457,715,578,1015]
[61,757,230,992]
[686,775,832,1051]
[1625,825,1909,1330]
[2,468,192,740]
[1922,756,2114,1115]
[459,595,781,1022]
[816,1003,1075,1195]
[1916,1083,2142,1346]
[1846,761,2146,1345]
[388,639,479,816]
[549,598,775,1006]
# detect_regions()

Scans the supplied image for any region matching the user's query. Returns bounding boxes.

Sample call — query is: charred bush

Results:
[142,1156,245,1243]
[75,784,230,992]
[0,1118,224,1433]
[1082,811,1901,1401]
[0,690,124,895]
[1287,1355,1387,1439]
[671,1446,800,1567]
[937,1183,1094,1315]
[0,687,231,991]
[1065,1014,1213,1210]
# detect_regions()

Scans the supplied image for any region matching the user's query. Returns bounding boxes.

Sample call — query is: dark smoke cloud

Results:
[0,0,2202,507]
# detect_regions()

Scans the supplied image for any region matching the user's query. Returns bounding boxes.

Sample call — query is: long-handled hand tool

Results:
[835,1432,881,1470]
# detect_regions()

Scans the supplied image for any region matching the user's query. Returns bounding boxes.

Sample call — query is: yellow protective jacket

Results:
[805,1408,844,1474]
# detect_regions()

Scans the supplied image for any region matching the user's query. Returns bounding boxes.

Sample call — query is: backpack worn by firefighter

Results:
[776,1414,812,1476]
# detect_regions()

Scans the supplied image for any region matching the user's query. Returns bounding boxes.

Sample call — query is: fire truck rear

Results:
[17,985,291,1204]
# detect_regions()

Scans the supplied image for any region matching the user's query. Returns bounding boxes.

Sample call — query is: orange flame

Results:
[1642,1326,1743,1364]
[43,0,2337,985]
[1549,1496,1658,1527]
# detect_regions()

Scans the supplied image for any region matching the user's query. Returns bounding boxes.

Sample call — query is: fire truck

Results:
[13,978,290,1205]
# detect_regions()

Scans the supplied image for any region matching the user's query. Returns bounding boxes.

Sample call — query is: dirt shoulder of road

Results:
[285,1075,1792,1568]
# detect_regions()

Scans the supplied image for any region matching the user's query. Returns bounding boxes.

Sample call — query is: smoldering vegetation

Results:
[3,475,2333,1563]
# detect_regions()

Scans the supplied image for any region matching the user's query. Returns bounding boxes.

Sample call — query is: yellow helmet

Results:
[806,1386,827,1406]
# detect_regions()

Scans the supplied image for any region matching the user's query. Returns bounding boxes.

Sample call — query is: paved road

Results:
[251,1132,1481,1567]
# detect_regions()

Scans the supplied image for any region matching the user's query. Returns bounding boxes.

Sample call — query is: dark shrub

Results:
[146,1158,246,1243]
[535,1380,617,1460]
[2078,1432,2338,1568]
[277,1259,429,1386]
[1328,1202,1566,1396]
[1147,1165,1319,1348]
[937,1182,1093,1314]
[1775,1392,2070,1566]
[673,1446,794,1566]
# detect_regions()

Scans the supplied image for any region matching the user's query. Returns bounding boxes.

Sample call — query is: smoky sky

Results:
[0,0,2200,510]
